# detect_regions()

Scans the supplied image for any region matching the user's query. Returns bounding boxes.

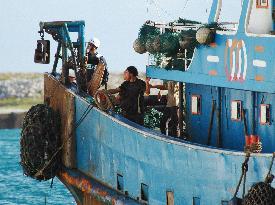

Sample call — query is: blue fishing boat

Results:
[20,0,275,204]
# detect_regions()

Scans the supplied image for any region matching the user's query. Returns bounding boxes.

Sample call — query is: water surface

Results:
[0,129,76,205]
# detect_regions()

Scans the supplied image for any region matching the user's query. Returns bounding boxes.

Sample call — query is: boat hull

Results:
[44,74,275,204]
[73,94,275,204]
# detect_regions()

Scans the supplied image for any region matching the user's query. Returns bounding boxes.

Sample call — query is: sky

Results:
[0,0,213,73]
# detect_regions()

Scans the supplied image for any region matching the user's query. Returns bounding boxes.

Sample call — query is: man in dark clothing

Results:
[108,66,146,125]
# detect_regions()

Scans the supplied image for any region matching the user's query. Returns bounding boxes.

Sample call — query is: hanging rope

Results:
[75,103,94,128]
[243,153,275,205]
[265,152,275,184]
[34,102,95,179]
[233,153,250,199]
[181,0,190,16]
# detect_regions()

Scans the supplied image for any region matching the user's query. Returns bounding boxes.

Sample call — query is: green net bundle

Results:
[179,29,198,50]
[134,19,225,69]
[133,24,160,54]
[159,32,180,54]
[144,108,163,129]
[176,18,201,25]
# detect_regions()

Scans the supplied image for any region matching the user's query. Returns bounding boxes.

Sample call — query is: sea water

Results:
[0,129,76,205]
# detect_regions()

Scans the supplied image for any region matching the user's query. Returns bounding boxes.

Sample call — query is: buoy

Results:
[133,38,147,54]
[196,27,215,45]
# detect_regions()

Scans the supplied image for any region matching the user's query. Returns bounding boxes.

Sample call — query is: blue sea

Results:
[0,129,76,205]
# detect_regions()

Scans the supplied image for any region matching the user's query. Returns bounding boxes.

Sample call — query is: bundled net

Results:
[243,182,275,205]
[20,104,61,181]
[144,108,163,129]
[133,18,224,70]
[133,24,160,54]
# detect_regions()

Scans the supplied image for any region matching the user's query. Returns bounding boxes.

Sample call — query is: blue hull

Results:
[66,93,275,205]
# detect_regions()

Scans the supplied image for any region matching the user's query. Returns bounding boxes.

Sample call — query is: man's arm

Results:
[108,87,121,94]
[150,84,167,90]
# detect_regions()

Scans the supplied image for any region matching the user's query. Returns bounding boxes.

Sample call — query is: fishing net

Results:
[133,38,147,54]
[179,29,198,49]
[20,104,61,181]
[134,24,161,54]
[144,108,163,129]
[243,182,275,205]
[146,37,157,54]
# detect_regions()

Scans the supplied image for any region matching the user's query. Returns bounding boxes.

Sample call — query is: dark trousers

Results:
[123,112,144,126]
[160,106,178,137]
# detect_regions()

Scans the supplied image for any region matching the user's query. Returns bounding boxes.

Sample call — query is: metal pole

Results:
[52,42,61,74]
[207,100,216,146]
[61,40,68,85]
[178,82,184,138]
[217,87,222,148]
[252,91,256,135]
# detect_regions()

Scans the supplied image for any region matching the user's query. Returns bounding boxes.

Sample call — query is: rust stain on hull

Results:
[59,171,119,205]
[44,74,76,168]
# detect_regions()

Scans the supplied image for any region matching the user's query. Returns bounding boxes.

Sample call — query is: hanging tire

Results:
[20,104,61,181]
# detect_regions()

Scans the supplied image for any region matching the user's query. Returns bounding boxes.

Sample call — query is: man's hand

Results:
[108,88,120,95]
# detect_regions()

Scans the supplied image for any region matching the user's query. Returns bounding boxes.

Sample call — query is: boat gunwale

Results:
[45,73,273,158]
[76,91,273,158]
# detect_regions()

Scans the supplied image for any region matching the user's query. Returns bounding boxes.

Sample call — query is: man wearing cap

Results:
[86,37,109,87]
[108,66,146,125]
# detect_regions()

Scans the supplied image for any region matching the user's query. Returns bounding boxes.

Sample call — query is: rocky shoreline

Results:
[0,72,148,129]
[0,74,43,99]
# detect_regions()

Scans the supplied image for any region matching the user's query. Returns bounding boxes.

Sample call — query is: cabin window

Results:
[256,0,269,8]
[260,104,271,125]
[216,0,243,33]
[191,95,201,115]
[141,183,149,202]
[166,191,174,205]
[193,197,201,205]
[231,100,242,121]
[117,174,124,191]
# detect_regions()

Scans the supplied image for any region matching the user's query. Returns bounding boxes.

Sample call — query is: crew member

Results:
[108,66,146,125]
[86,37,109,86]
[68,69,77,92]
[146,78,179,137]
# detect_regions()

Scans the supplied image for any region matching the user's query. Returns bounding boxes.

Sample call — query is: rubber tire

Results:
[20,104,61,181]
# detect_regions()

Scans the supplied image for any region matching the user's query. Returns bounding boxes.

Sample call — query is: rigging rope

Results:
[265,153,275,184]
[34,102,94,179]
[233,153,250,199]
[181,0,190,16]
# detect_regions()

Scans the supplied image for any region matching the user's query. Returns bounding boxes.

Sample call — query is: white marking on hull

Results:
[207,55,220,63]
[253,60,267,68]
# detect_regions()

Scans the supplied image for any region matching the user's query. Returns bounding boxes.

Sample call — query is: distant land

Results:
[0,72,148,114]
